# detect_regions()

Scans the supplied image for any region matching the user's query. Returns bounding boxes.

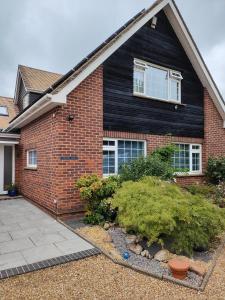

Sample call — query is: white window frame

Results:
[26,149,37,168]
[103,138,147,176]
[133,58,182,104]
[173,143,202,176]
[0,106,8,116]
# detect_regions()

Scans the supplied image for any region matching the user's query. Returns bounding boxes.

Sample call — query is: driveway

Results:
[0,198,97,276]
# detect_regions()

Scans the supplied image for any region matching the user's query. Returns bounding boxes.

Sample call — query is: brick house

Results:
[0,0,225,215]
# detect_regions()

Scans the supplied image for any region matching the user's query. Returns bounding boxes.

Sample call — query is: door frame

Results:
[0,143,16,195]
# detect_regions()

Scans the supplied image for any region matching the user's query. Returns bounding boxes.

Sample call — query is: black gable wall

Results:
[103,11,204,138]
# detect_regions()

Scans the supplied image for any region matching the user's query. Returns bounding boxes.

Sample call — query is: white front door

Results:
[0,145,4,194]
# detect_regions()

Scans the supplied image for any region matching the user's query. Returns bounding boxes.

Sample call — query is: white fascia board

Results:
[164,2,225,122]
[51,0,170,102]
[7,93,66,130]
[0,133,20,139]
[0,141,19,144]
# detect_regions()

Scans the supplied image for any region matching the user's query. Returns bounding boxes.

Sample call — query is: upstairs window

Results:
[133,59,182,103]
[27,149,37,168]
[0,106,8,116]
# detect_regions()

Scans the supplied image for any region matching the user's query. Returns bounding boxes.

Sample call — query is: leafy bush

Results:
[152,144,177,162]
[111,176,225,256]
[213,181,225,208]
[206,157,225,184]
[76,174,120,224]
[119,145,176,182]
[185,184,216,198]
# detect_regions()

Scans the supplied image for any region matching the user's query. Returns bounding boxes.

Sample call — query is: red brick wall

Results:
[51,66,103,214]
[204,89,225,159]
[16,109,59,212]
[16,67,103,215]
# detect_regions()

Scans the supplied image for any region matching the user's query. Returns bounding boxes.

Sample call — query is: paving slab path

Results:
[0,198,97,275]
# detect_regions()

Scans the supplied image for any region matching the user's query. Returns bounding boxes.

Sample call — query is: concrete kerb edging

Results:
[199,234,225,292]
[0,195,23,201]
[59,220,225,292]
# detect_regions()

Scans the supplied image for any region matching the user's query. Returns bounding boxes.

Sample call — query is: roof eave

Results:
[6,93,66,131]
[164,1,225,121]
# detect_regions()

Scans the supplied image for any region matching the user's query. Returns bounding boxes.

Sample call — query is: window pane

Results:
[103,150,115,175]
[118,140,145,173]
[0,106,8,116]
[192,145,200,150]
[192,152,200,171]
[132,141,138,150]
[146,67,168,100]
[118,140,124,149]
[170,79,180,101]
[118,149,124,158]
[138,142,144,150]
[134,68,144,94]
[28,150,37,166]
[172,144,190,172]
[103,140,115,146]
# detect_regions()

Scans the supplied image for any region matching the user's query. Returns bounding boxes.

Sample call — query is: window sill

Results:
[24,167,38,171]
[133,93,187,106]
[176,173,204,178]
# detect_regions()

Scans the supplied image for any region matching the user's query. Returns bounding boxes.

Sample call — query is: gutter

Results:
[6,93,66,131]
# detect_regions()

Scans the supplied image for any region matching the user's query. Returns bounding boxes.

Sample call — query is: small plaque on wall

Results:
[60,156,78,161]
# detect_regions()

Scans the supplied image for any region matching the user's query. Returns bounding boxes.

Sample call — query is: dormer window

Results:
[0,106,8,116]
[134,59,182,103]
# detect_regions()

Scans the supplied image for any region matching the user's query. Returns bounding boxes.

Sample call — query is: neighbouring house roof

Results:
[18,65,62,93]
[0,96,19,130]
[7,0,225,130]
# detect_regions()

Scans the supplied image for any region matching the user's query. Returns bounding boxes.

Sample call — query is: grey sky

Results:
[0,0,225,98]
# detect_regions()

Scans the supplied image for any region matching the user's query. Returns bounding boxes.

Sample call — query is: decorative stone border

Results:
[67,222,225,292]
[0,248,101,280]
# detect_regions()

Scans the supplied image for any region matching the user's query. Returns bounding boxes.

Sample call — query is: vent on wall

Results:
[151,16,158,29]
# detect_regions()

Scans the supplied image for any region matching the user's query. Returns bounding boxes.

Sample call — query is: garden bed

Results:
[69,221,225,291]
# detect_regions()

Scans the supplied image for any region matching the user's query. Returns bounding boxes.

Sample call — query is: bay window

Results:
[172,144,202,174]
[133,59,182,103]
[103,139,146,176]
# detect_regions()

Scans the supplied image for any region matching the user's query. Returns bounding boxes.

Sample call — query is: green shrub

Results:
[111,177,225,256]
[119,145,176,182]
[76,174,120,224]
[206,157,225,184]
[152,144,177,162]
[213,181,225,208]
[185,184,216,198]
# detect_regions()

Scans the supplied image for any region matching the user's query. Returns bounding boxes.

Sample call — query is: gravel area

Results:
[109,227,203,287]
[0,251,225,300]
[76,225,122,260]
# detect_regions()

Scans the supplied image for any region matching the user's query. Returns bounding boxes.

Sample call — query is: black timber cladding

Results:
[103,11,204,138]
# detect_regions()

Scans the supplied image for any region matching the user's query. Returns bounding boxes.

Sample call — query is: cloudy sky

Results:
[0,0,225,98]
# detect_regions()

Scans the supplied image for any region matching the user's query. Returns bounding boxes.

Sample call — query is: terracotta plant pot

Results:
[168,258,190,280]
